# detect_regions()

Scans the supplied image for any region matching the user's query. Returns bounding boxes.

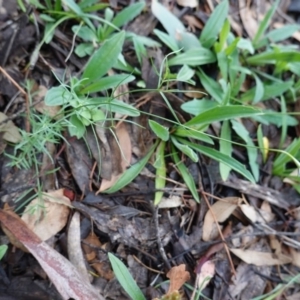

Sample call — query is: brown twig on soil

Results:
[132,255,164,274]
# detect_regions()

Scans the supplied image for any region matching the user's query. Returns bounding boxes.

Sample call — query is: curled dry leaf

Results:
[21,189,71,241]
[0,209,103,300]
[230,248,292,266]
[202,197,242,241]
[166,264,190,295]
[0,112,22,144]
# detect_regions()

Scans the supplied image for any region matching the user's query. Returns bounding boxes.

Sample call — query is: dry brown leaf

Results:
[0,112,22,144]
[21,189,71,241]
[202,197,242,241]
[183,15,203,32]
[176,0,198,9]
[239,0,259,39]
[290,248,300,268]
[98,124,131,192]
[166,264,190,295]
[68,212,90,283]
[0,209,103,300]
[83,232,103,262]
[230,248,292,266]
[158,195,183,208]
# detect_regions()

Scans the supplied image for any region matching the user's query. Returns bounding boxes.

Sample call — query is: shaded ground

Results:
[1,0,300,299]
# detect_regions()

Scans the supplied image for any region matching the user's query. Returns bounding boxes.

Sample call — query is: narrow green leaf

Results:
[181,139,255,182]
[108,253,146,300]
[185,105,261,127]
[149,120,169,141]
[173,128,214,145]
[200,0,229,48]
[104,142,157,193]
[219,120,232,180]
[181,98,217,115]
[154,141,166,205]
[171,136,198,162]
[257,124,267,163]
[104,99,140,117]
[80,74,135,94]
[0,245,8,260]
[247,51,300,65]
[197,69,223,103]
[168,48,216,66]
[231,120,259,182]
[171,144,200,202]
[252,0,280,47]
[154,29,179,52]
[252,74,264,103]
[82,31,125,84]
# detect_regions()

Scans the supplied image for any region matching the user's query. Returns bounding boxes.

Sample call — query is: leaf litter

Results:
[1,0,300,299]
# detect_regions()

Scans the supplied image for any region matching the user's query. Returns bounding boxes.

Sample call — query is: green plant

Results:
[0,245,8,260]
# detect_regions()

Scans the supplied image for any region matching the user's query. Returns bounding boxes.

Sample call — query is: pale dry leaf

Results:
[240,204,257,223]
[202,197,242,241]
[158,195,182,208]
[290,248,300,268]
[22,189,71,241]
[176,0,198,9]
[166,264,190,295]
[0,112,22,143]
[183,15,203,32]
[239,0,259,39]
[68,212,90,283]
[230,248,292,266]
[260,201,275,223]
[196,260,215,291]
[0,209,103,300]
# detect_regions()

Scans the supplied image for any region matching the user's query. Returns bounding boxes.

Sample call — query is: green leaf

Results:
[104,142,157,193]
[154,29,179,52]
[45,86,73,106]
[252,0,280,48]
[246,51,300,65]
[177,65,195,83]
[241,80,293,102]
[154,141,166,205]
[171,144,200,202]
[168,48,216,66]
[82,31,125,85]
[149,120,169,141]
[72,25,96,42]
[173,127,214,145]
[105,99,140,117]
[219,120,232,180]
[237,38,254,54]
[231,120,259,182]
[181,139,255,182]
[185,105,261,127]
[181,98,217,115]
[108,253,146,300]
[0,245,8,260]
[69,114,86,138]
[252,74,264,103]
[75,43,94,57]
[257,124,267,163]
[80,74,135,94]
[197,69,223,103]
[151,0,200,50]
[171,136,198,162]
[200,0,229,48]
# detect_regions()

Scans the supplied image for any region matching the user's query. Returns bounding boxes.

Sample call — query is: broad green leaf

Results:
[257,24,300,48]
[231,120,259,182]
[69,114,86,138]
[151,0,200,50]
[181,139,255,182]
[104,142,157,193]
[177,65,195,82]
[168,48,216,66]
[149,120,169,141]
[72,25,96,42]
[171,144,200,202]
[219,120,232,180]
[0,245,7,260]
[181,98,218,115]
[154,141,166,205]
[104,99,140,117]
[241,80,293,102]
[108,253,146,300]
[80,74,135,94]
[45,86,73,106]
[252,74,264,103]
[246,51,300,65]
[44,22,56,44]
[252,0,280,48]
[63,0,84,15]
[82,31,125,84]
[237,38,254,54]
[200,0,229,48]
[75,43,94,57]
[197,69,223,103]
[185,105,261,127]
[173,128,214,145]
[171,136,198,162]
[154,29,179,52]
